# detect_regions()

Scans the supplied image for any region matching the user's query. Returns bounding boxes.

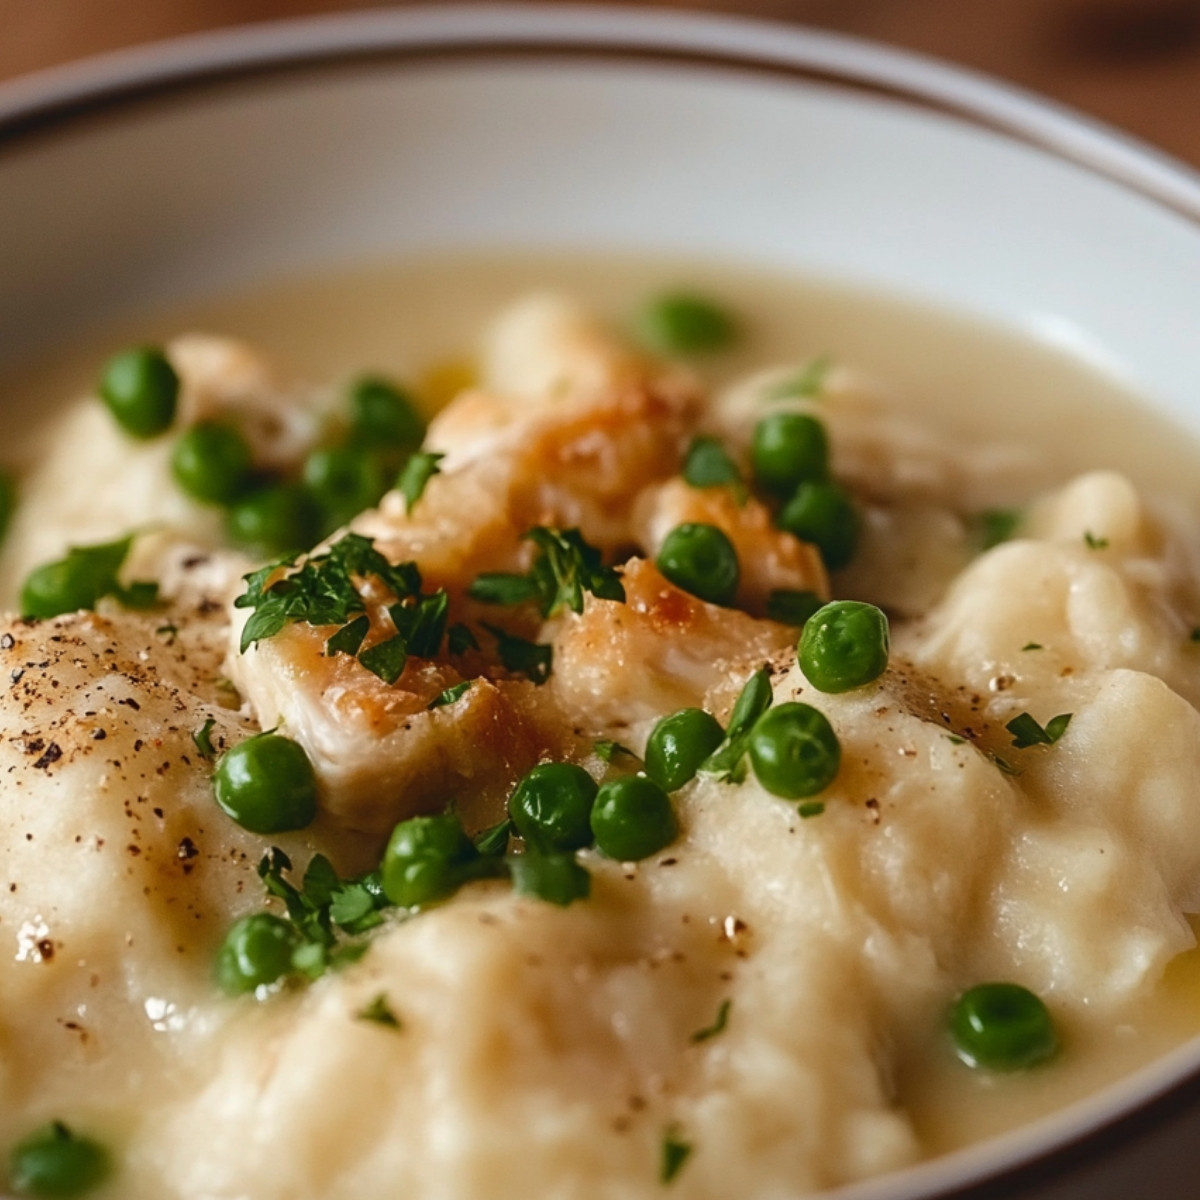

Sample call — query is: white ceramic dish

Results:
[3,7,1200,1199]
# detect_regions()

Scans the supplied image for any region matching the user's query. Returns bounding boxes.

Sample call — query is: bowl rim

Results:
[3,6,1200,1199]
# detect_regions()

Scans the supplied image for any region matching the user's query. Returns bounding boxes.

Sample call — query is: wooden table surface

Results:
[3,0,1200,170]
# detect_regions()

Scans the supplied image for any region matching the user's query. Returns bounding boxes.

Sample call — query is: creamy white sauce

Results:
[1,253,1200,1194]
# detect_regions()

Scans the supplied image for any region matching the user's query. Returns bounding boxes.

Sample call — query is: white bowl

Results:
[3,7,1200,1199]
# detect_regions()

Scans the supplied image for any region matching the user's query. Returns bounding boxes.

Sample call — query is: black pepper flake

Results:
[10,669,23,683]
[92,729,107,741]
[177,837,199,861]
[0,633,13,650]
[118,698,141,711]
[36,938,55,961]
[32,743,62,770]
[133,739,144,752]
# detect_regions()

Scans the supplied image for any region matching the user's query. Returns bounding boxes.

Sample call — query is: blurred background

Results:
[2,0,1200,168]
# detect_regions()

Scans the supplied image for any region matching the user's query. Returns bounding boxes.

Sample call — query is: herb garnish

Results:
[469,526,625,617]
[192,717,217,761]
[1006,711,1072,748]
[1021,642,1043,651]
[20,534,159,620]
[977,508,1021,551]
[682,436,745,499]
[690,999,731,1043]
[1084,530,1109,550]
[594,740,637,764]
[764,355,831,401]
[357,993,402,1029]
[660,1127,692,1185]
[700,666,773,783]
[234,532,449,684]
[482,623,553,684]
[798,801,826,818]
[447,622,480,654]
[397,450,444,513]
[256,847,389,979]
[428,680,472,710]
[473,817,514,857]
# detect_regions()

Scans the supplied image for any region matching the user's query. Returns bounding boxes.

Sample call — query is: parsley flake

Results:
[660,1128,692,1185]
[594,739,637,764]
[1190,628,1200,644]
[20,533,159,620]
[764,355,831,400]
[1084,530,1109,550]
[447,622,480,655]
[397,451,444,513]
[690,998,731,1043]
[192,717,217,761]
[483,623,553,684]
[469,527,624,618]
[1021,642,1043,651]
[1006,711,1072,748]
[798,801,826,818]
[357,993,402,1029]
[234,532,449,683]
[473,817,514,857]
[682,436,744,497]
[429,680,472,710]
[700,666,773,783]
[977,508,1021,551]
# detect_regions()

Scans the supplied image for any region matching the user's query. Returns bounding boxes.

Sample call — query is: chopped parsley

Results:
[764,355,831,401]
[1084,530,1109,550]
[660,1128,692,1185]
[192,717,218,761]
[234,532,449,684]
[357,993,402,1029]
[990,752,1022,776]
[797,801,826,818]
[469,526,624,617]
[483,624,552,684]
[682,436,745,498]
[1190,628,1200,644]
[256,847,390,979]
[429,680,472,710]
[473,817,514,857]
[1021,642,1043,651]
[397,450,444,513]
[977,508,1021,551]
[700,666,773,783]
[447,622,480,654]
[1006,711,1072,749]
[594,739,637,764]
[20,533,159,620]
[945,734,966,746]
[690,998,731,1043]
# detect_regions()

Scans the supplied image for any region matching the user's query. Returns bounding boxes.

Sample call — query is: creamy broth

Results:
[2,253,1200,1193]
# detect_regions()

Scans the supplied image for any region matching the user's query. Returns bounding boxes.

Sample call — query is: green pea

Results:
[635,293,738,356]
[98,346,178,438]
[213,913,298,996]
[8,1122,110,1199]
[19,538,129,621]
[747,702,840,799]
[949,982,1059,1071]
[349,377,425,449]
[213,732,318,834]
[508,762,598,853]
[656,523,740,607]
[171,420,253,505]
[381,813,478,908]
[798,600,890,693]
[509,852,591,906]
[644,708,724,792]
[777,480,860,570]
[751,412,829,496]
[303,444,387,531]
[590,775,678,861]
[225,482,320,557]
